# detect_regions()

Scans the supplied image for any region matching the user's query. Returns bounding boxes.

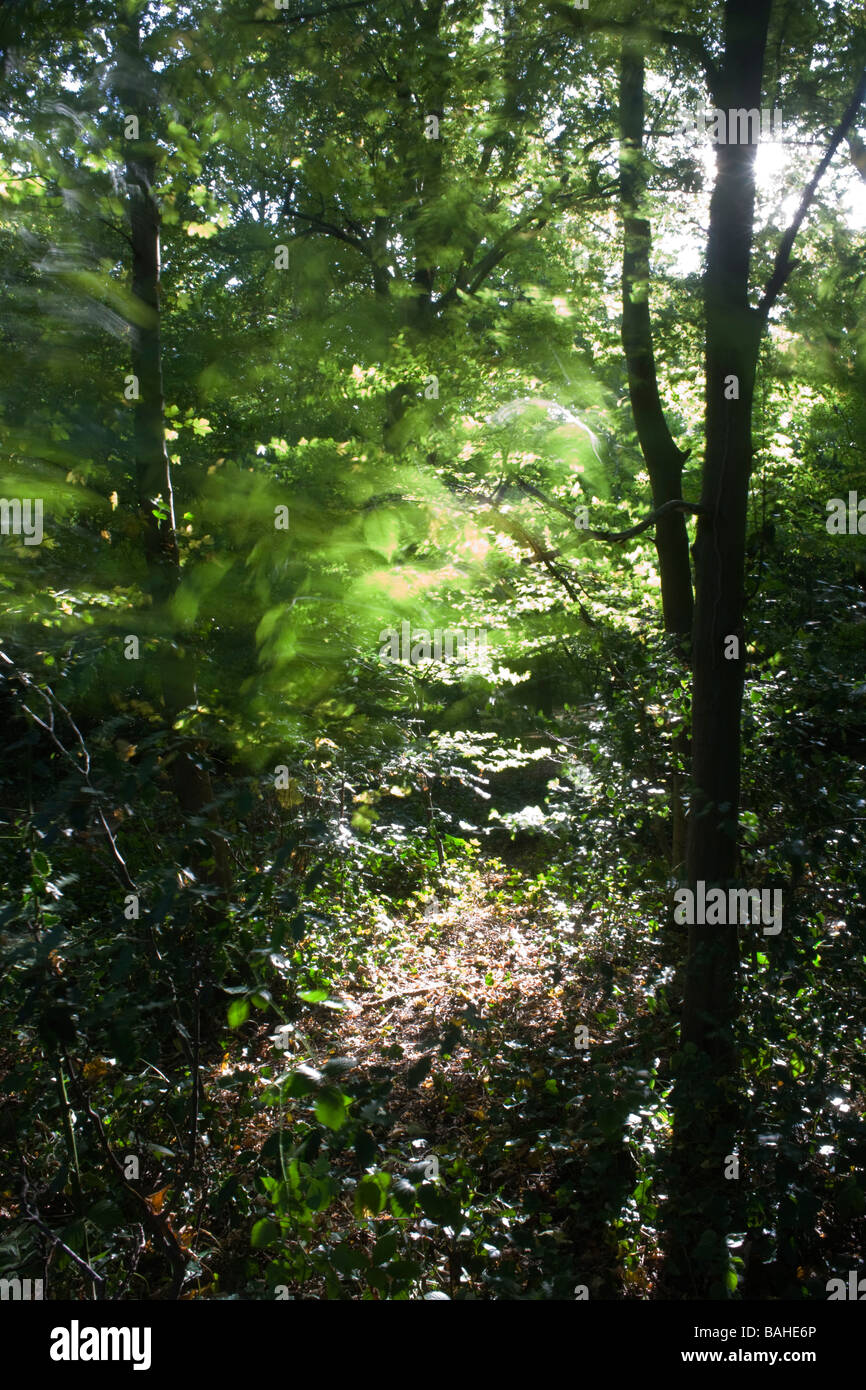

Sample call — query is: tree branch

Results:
[280,206,369,255]
[469,488,597,623]
[1,650,136,890]
[547,3,721,100]
[436,181,616,313]
[757,66,866,322]
[581,497,708,544]
[240,0,371,26]
[514,477,580,524]
[515,481,706,544]
[20,1177,107,1294]
[436,208,545,311]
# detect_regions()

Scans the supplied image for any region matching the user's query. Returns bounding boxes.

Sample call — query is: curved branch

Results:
[280,207,370,256]
[757,66,866,322]
[513,477,704,543]
[580,498,708,544]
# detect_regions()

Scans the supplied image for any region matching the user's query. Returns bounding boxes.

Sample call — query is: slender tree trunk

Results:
[618,40,692,869]
[685,0,771,1054]
[119,14,230,899]
[619,40,694,641]
[126,144,178,601]
[382,0,448,455]
[665,0,773,1299]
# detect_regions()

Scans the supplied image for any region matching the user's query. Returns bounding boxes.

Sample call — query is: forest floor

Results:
[218,861,668,1298]
[316,868,574,1103]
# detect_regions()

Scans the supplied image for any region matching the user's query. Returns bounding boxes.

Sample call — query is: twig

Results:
[361,986,432,1010]
[1,650,136,889]
[20,1178,107,1296]
[62,1051,188,1299]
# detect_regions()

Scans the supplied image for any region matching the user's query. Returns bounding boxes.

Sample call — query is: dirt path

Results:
[309,872,575,1086]
[236,868,653,1298]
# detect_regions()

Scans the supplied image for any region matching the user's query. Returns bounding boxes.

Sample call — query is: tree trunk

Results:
[618,40,692,870]
[665,0,774,1299]
[619,39,694,642]
[119,15,230,900]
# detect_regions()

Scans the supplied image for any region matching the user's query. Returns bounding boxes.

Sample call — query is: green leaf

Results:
[315,1085,351,1130]
[372,1229,399,1264]
[330,1242,368,1274]
[418,1184,461,1227]
[388,1259,422,1281]
[87,1199,124,1232]
[355,1129,377,1168]
[286,1065,322,1097]
[251,1218,281,1250]
[322,1057,357,1078]
[390,1178,417,1216]
[355,1172,390,1217]
[227,998,250,1029]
